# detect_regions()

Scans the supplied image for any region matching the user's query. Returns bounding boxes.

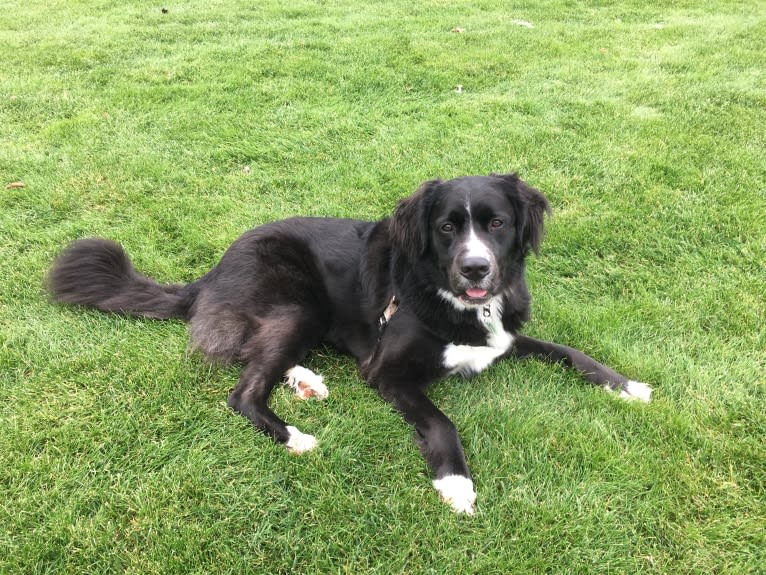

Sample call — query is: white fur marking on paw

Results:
[443,343,506,377]
[285,425,317,454]
[618,380,653,402]
[433,475,476,515]
[284,366,328,400]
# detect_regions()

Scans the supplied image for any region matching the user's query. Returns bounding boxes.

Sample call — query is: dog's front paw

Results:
[433,475,476,515]
[618,380,653,402]
[285,366,329,400]
[285,425,318,454]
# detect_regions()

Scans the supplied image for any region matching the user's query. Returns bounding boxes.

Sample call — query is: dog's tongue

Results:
[465,288,488,299]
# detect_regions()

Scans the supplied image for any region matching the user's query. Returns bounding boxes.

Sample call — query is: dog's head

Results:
[390,173,550,306]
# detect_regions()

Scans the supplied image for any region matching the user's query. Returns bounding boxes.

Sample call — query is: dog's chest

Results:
[442,305,514,377]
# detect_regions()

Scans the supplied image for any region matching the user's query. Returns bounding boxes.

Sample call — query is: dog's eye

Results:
[489,218,504,229]
[440,223,455,233]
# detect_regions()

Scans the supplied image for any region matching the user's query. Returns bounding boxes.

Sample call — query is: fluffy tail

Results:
[48,238,189,320]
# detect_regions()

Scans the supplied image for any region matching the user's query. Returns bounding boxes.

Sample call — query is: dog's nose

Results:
[460,256,490,280]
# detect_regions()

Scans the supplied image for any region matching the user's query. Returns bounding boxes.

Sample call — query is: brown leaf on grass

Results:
[6,181,25,189]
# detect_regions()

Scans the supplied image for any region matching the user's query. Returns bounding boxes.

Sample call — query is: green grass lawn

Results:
[2,0,765,572]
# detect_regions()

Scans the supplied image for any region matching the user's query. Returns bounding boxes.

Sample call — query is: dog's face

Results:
[391,174,550,306]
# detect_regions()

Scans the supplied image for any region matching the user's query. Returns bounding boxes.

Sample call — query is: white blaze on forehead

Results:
[462,197,493,261]
[464,226,493,260]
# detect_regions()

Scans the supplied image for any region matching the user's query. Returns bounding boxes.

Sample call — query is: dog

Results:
[48,173,651,514]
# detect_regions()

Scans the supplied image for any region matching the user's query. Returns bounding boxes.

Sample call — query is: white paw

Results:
[433,475,476,515]
[618,380,653,402]
[285,425,317,454]
[284,366,328,400]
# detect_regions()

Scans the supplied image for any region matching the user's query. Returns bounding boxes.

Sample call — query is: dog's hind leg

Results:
[226,309,326,454]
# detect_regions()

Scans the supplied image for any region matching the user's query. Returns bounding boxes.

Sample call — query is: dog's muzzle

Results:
[452,254,495,303]
[459,256,490,282]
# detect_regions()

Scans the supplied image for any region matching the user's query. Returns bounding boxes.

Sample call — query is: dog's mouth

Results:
[459,287,490,303]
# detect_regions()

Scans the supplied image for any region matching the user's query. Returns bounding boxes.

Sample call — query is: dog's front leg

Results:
[508,335,652,401]
[379,383,477,514]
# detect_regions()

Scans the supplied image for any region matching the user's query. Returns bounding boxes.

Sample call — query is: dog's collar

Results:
[377,295,399,339]
[481,302,498,335]
[377,296,491,338]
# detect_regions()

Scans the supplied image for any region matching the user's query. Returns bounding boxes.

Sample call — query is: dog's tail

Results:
[48,238,191,320]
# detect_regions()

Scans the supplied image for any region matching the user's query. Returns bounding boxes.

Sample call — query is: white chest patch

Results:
[442,298,514,377]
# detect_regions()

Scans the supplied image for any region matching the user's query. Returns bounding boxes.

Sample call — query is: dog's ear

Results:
[389,179,441,261]
[493,173,551,255]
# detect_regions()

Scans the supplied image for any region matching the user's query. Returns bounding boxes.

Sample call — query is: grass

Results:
[1,0,765,572]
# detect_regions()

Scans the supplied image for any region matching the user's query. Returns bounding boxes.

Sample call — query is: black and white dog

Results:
[49,173,650,514]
